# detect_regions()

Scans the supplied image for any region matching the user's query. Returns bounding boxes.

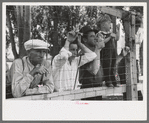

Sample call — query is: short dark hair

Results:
[69,38,78,47]
[61,37,78,48]
[81,31,93,44]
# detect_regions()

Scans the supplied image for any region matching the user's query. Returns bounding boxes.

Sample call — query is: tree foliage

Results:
[6,5,31,59]
[6,5,144,59]
[6,6,19,59]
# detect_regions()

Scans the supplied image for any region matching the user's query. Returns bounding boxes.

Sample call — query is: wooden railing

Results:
[7,83,143,100]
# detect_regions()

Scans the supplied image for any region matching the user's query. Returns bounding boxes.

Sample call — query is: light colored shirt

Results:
[116,18,125,55]
[52,47,97,92]
[10,56,54,98]
[135,27,144,60]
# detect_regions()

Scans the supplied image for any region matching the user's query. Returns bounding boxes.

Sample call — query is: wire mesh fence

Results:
[5,5,144,100]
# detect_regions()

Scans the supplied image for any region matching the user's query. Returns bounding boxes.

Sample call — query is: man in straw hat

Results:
[9,39,54,98]
[52,30,97,92]
[97,14,120,87]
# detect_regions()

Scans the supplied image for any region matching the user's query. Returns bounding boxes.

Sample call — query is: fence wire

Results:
[6,7,144,101]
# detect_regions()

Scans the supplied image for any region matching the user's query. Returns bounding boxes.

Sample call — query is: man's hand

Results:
[95,32,105,49]
[66,31,77,43]
[29,64,49,77]
[110,33,116,38]
[42,79,49,85]
[123,46,130,56]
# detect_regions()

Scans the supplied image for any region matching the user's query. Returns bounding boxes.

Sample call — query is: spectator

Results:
[97,14,120,87]
[52,30,97,92]
[79,25,105,89]
[9,39,54,98]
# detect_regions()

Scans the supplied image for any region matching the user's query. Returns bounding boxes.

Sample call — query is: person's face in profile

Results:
[86,31,96,47]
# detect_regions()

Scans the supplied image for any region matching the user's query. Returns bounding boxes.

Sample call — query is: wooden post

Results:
[111,7,117,58]
[124,12,138,100]
[16,6,31,58]
[17,6,24,58]
[51,6,59,57]
[111,7,116,34]
[23,6,31,42]
[22,6,30,57]
[6,8,19,59]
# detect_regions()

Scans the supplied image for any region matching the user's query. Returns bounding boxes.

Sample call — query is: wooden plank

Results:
[131,14,138,100]
[31,94,45,100]
[63,94,75,100]
[70,89,84,94]
[58,90,71,96]
[51,95,64,100]
[46,92,59,98]
[85,91,96,98]
[10,95,32,100]
[7,83,143,100]
[74,93,86,100]
[99,6,123,18]
[124,14,138,100]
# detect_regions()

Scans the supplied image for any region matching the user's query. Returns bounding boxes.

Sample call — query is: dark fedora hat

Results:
[80,25,98,35]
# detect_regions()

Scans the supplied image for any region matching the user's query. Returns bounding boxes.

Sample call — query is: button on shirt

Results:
[52,47,97,92]
[10,56,54,98]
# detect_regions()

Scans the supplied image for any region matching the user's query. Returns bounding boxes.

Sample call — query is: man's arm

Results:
[11,59,54,98]
[26,63,54,95]
[41,62,54,93]
[104,36,111,43]
[52,45,72,70]
[11,59,34,98]
[52,31,77,70]
[86,48,101,75]
[103,24,120,43]
[85,35,105,75]
[77,33,97,67]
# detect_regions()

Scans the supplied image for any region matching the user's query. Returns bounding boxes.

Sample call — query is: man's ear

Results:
[82,37,87,43]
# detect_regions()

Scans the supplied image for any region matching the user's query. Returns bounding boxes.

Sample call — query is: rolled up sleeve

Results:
[52,47,72,72]
[79,52,97,67]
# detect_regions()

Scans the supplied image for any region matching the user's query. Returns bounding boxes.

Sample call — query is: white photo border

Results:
[2,2,147,121]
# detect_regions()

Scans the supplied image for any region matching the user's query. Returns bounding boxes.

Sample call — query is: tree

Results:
[31,6,82,57]
[6,5,31,59]
[6,5,143,59]
[6,6,18,59]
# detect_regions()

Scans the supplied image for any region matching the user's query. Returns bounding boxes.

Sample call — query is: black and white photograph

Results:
[2,2,147,121]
